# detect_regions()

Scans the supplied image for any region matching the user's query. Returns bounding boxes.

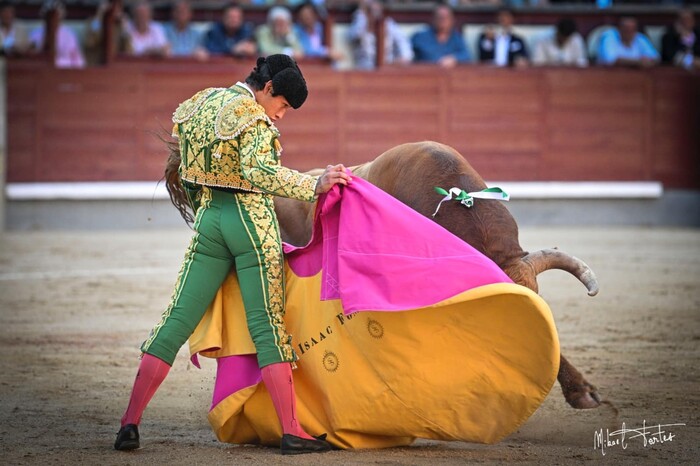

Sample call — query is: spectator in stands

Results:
[164,0,207,59]
[84,1,131,65]
[250,0,325,6]
[256,6,303,58]
[0,2,29,56]
[411,3,469,68]
[349,0,413,69]
[29,1,85,68]
[503,0,547,7]
[203,2,256,57]
[126,1,168,57]
[661,9,700,70]
[597,17,659,67]
[294,1,330,59]
[478,9,529,67]
[532,18,588,67]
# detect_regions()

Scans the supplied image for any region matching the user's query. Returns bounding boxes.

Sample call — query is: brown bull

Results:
[166,141,601,409]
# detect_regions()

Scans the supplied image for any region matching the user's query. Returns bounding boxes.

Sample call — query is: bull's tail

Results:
[164,139,195,227]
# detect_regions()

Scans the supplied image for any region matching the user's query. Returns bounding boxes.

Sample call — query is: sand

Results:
[0,227,698,465]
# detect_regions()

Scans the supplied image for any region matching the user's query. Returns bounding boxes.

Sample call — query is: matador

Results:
[114,55,350,455]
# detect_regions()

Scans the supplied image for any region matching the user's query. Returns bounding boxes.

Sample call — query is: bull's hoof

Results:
[564,382,602,409]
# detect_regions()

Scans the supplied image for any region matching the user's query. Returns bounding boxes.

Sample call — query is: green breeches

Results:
[141,187,295,368]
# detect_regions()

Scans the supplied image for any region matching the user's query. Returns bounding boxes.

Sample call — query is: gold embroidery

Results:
[238,123,318,202]
[180,166,263,193]
[235,194,296,362]
[215,95,273,141]
[172,87,222,124]
[175,85,317,202]
[273,139,282,156]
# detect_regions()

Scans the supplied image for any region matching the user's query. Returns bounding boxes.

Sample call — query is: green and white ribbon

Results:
[432,187,510,217]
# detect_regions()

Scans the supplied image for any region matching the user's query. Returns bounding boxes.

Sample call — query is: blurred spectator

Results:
[203,2,256,57]
[1,2,29,56]
[504,0,548,7]
[532,18,588,67]
[84,1,131,65]
[29,1,85,68]
[349,0,412,69]
[478,9,529,67]
[455,0,503,4]
[164,0,207,59]
[661,9,700,70]
[597,17,659,67]
[250,0,326,6]
[294,1,330,59]
[126,1,168,57]
[256,6,302,58]
[411,3,469,68]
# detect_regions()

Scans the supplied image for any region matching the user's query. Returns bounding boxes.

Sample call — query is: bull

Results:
[166,141,602,409]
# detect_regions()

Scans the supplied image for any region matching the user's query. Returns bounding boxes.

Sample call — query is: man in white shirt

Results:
[478,9,529,68]
[1,3,29,56]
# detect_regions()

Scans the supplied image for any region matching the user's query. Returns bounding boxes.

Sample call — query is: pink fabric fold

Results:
[211,354,262,410]
[284,177,512,314]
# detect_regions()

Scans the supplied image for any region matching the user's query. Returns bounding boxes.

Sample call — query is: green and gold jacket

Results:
[172,84,318,203]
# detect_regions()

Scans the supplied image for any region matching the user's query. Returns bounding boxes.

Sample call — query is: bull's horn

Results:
[523,249,599,297]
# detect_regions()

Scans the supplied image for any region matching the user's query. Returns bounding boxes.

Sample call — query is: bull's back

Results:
[277,141,524,266]
[362,142,523,263]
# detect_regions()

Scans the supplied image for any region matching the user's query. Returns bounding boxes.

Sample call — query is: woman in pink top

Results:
[126,1,168,57]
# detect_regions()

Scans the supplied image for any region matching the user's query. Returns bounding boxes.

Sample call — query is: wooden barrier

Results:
[6,60,699,188]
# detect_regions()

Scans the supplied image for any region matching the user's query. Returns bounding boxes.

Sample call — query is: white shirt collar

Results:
[236,81,256,100]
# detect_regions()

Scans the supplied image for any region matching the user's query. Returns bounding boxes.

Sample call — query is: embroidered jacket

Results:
[172,84,318,202]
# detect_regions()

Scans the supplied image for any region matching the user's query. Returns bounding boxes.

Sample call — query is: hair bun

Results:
[254,56,267,74]
[265,54,300,78]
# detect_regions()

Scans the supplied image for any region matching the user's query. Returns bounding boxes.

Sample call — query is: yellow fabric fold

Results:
[191,265,560,449]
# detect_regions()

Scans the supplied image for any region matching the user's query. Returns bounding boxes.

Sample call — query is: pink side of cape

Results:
[211,177,513,411]
[284,177,512,314]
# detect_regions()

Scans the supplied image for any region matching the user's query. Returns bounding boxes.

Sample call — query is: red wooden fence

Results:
[7,61,699,188]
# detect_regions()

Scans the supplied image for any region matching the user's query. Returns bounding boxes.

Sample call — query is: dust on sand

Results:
[0,227,698,465]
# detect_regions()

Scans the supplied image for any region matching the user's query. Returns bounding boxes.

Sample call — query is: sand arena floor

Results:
[0,227,698,465]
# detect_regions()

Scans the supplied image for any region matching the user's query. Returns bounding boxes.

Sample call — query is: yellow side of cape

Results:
[190,264,560,449]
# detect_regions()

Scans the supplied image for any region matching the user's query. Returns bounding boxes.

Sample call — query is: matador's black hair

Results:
[245,54,308,109]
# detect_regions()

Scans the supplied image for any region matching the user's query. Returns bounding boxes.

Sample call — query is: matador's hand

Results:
[315,164,352,195]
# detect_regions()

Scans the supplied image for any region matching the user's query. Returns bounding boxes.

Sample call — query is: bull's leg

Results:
[558,355,601,409]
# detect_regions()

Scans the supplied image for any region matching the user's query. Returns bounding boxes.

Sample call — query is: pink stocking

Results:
[261,362,313,440]
[120,353,171,427]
